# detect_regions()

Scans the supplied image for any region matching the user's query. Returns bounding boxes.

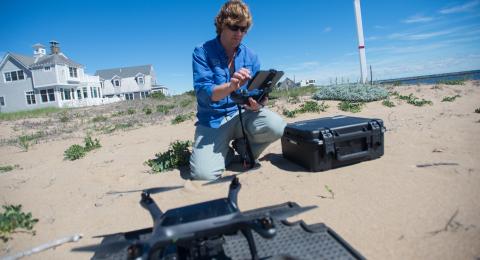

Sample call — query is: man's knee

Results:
[189,157,223,181]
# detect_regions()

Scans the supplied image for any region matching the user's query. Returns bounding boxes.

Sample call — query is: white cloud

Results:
[388,29,455,40]
[323,27,332,33]
[439,0,480,14]
[402,14,434,24]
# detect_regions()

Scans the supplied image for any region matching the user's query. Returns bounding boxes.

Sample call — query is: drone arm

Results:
[140,191,163,224]
[228,176,241,209]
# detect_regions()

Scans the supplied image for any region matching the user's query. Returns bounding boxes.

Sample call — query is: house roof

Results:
[7,52,83,69]
[95,65,152,80]
[9,53,36,67]
[30,53,83,69]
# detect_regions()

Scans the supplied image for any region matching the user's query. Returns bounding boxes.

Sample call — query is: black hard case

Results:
[281,115,385,171]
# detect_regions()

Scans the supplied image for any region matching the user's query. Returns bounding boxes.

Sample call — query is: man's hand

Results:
[229,68,251,92]
[244,96,268,112]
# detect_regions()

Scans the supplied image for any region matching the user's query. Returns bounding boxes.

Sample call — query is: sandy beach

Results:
[1,82,479,259]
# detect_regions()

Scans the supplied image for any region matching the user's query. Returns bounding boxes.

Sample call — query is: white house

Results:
[0,41,107,113]
[299,79,316,87]
[95,65,168,100]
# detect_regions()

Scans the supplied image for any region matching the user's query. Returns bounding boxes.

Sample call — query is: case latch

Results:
[320,129,335,155]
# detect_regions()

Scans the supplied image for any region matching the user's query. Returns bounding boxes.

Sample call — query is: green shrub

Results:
[64,144,86,160]
[313,84,388,102]
[338,101,364,113]
[298,101,329,113]
[180,98,195,108]
[0,165,19,173]
[142,106,152,115]
[156,104,174,114]
[59,111,70,122]
[111,111,125,117]
[282,109,297,118]
[392,81,402,86]
[150,92,166,99]
[441,95,461,102]
[382,99,395,107]
[146,140,192,173]
[171,113,193,125]
[17,132,43,152]
[0,204,39,242]
[127,108,136,115]
[92,115,108,122]
[84,136,101,152]
[395,93,433,106]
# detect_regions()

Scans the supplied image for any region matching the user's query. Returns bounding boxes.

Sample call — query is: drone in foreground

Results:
[74,177,363,260]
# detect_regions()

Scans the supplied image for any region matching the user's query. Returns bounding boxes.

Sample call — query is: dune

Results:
[0,81,479,259]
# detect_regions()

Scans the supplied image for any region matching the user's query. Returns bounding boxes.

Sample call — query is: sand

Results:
[0,82,479,259]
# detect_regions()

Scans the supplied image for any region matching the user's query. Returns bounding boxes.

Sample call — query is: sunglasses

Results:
[226,24,248,33]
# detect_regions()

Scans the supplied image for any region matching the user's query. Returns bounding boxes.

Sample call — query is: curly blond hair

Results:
[214,0,253,35]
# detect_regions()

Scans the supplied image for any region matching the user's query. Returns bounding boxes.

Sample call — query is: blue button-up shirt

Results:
[192,36,260,128]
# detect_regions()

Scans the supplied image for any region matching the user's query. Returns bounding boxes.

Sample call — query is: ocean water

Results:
[376,70,480,85]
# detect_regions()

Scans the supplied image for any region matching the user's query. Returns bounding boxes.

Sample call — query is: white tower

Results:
[32,43,46,60]
[354,0,368,83]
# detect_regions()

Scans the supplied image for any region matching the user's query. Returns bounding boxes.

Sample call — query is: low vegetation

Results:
[382,99,395,107]
[0,107,64,121]
[0,165,19,173]
[17,131,44,152]
[282,100,329,118]
[441,95,461,102]
[171,113,194,125]
[312,83,388,102]
[0,204,38,242]
[338,101,364,113]
[438,79,465,85]
[64,136,101,161]
[146,140,192,173]
[391,92,433,106]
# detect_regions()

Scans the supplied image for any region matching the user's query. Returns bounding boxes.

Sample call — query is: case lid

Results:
[285,115,381,140]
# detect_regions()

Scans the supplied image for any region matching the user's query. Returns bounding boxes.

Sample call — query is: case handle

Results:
[336,150,370,162]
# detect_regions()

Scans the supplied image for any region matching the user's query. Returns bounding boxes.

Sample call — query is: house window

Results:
[44,66,51,71]
[113,79,120,87]
[100,81,104,88]
[63,88,71,100]
[69,67,78,78]
[137,76,144,85]
[125,93,134,100]
[4,70,25,82]
[25,91,36,105]
[77,89,82,99]
[93,87,98,98]
[40,88,55,102]
[83,87,88,98]
[0,96,5,106]
[71,89,75,100]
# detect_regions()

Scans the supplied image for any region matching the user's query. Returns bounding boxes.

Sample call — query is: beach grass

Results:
[0,107,65,121]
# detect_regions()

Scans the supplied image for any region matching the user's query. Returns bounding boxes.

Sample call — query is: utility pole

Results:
[354,0,368,84]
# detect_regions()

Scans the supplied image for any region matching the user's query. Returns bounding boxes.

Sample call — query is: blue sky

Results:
[1,0,479,94]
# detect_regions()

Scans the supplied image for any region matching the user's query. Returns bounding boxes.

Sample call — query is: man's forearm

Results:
[211,82,234,101]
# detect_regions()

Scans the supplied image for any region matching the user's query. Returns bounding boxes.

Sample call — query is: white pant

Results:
[189,108,286,180]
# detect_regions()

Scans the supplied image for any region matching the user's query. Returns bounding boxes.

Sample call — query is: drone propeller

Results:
[216,202,317,227]
[105,185,183,195]
[72,240,133,253]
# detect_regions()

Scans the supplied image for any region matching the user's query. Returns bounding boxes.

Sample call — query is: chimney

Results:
[32,43,46,59]
[49,40,60,54]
